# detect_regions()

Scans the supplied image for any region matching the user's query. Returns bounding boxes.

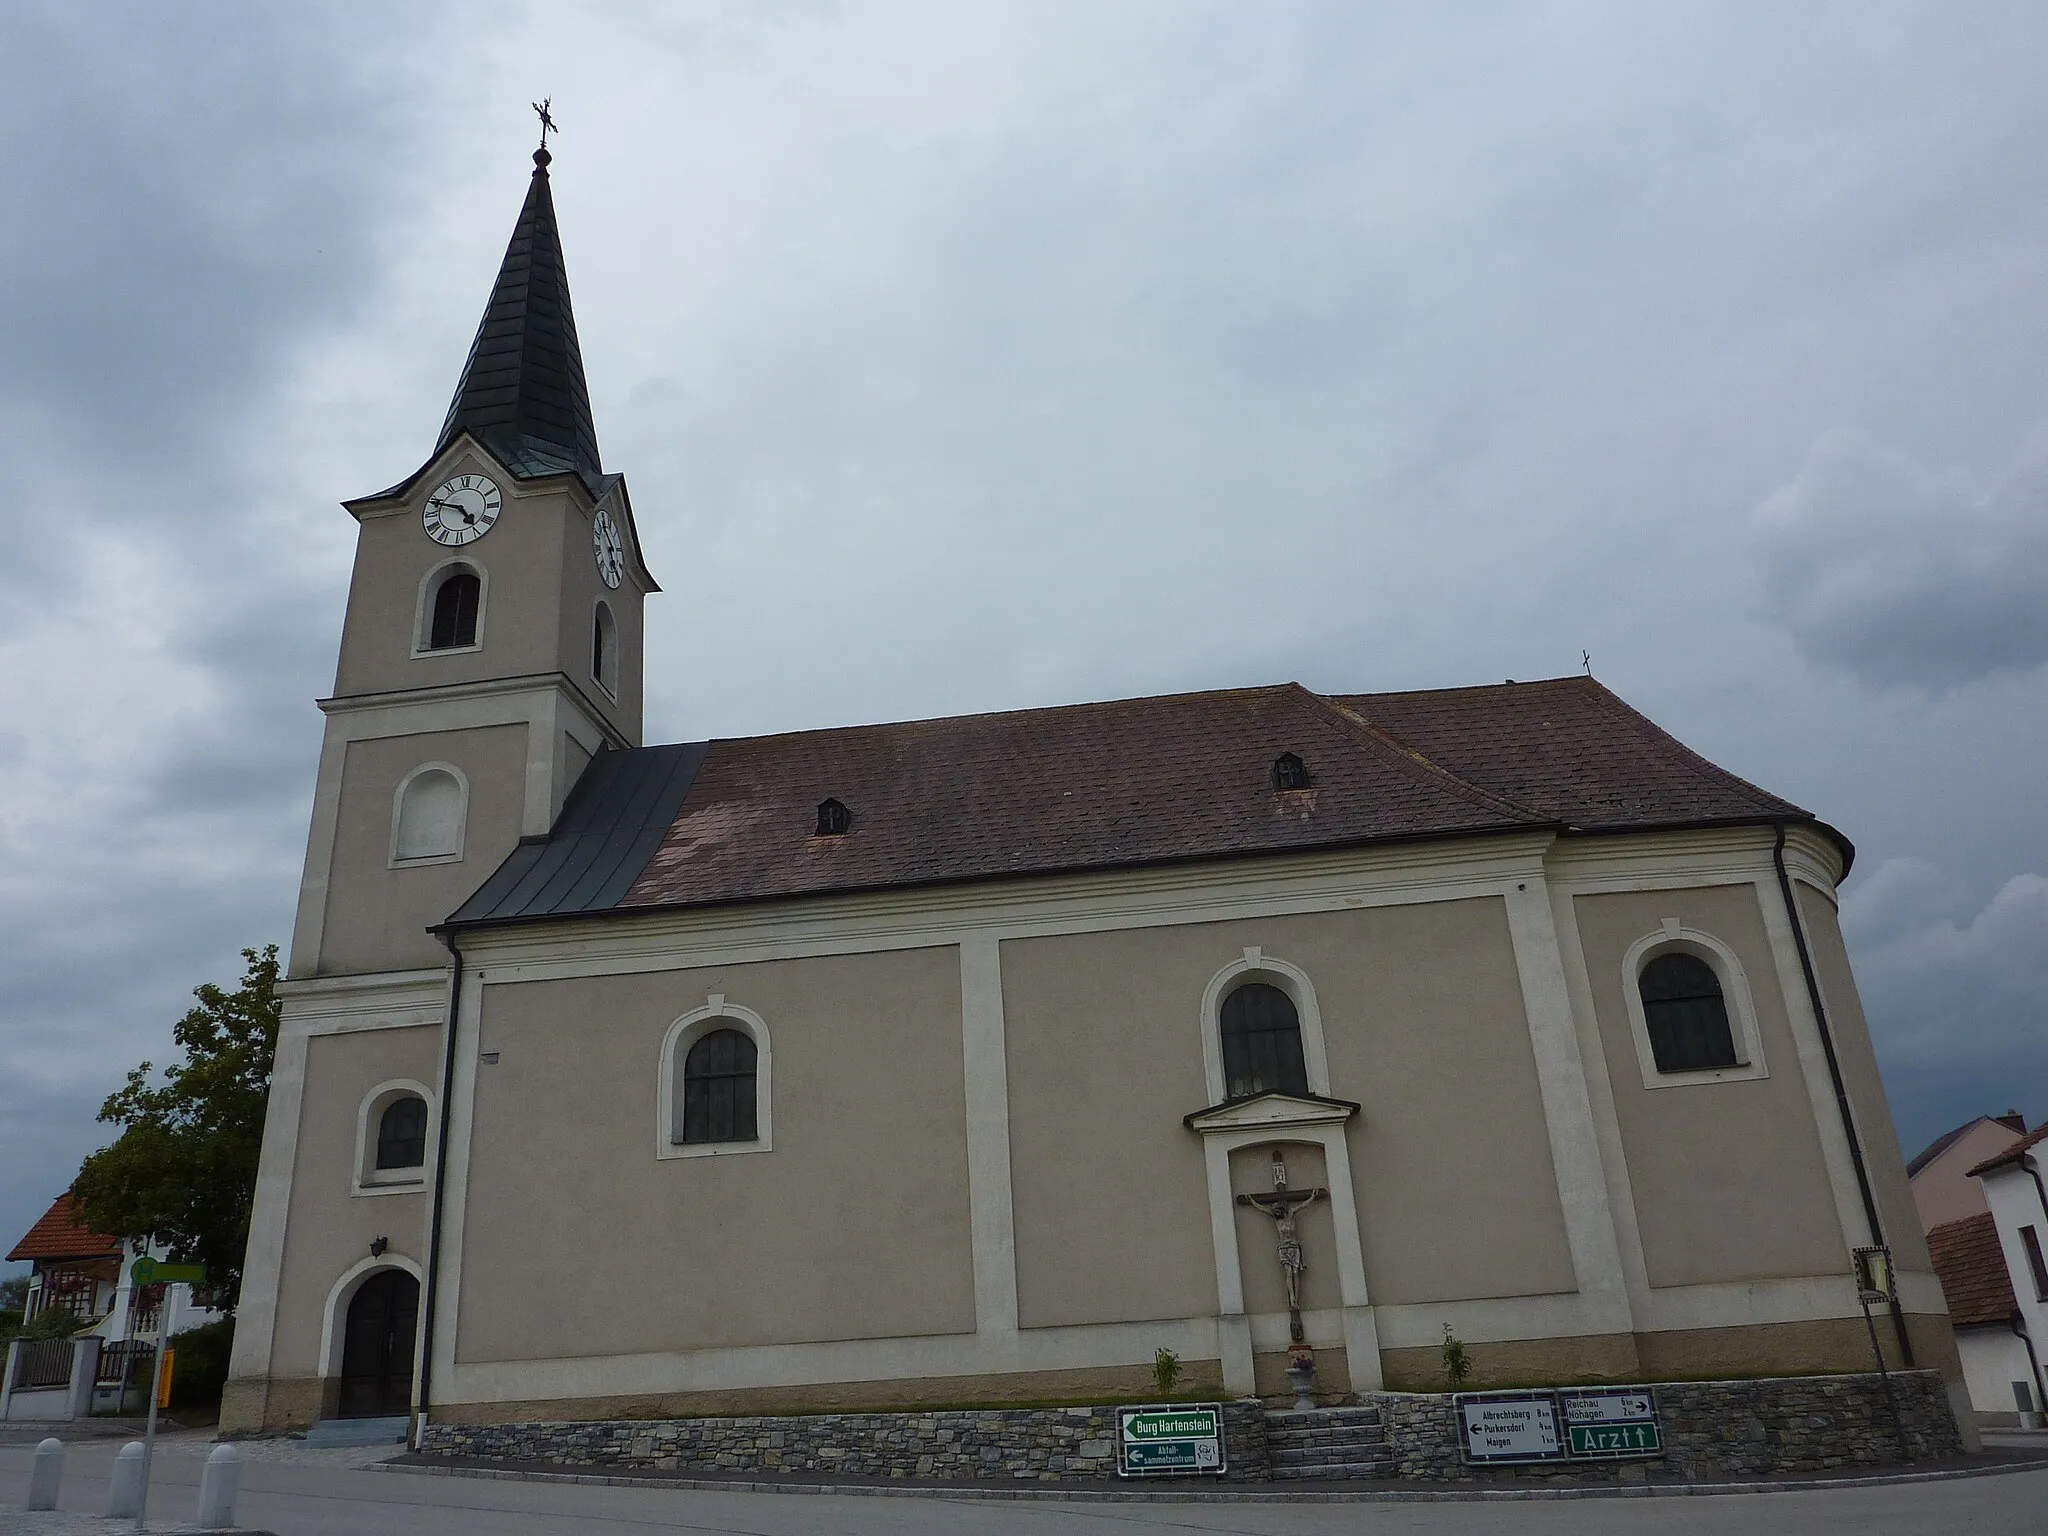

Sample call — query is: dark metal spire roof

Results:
[435,146,603,490]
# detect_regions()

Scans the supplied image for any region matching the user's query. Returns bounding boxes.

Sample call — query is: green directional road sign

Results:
[129,1258,207,1286]
[1558,1388,1661,1459]
[1117,1405,1225,1476]
[1568,1421,1662,1456]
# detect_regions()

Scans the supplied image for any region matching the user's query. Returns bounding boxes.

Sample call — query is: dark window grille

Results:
[376,1096,429,1170]
[429,572,481,649]
[1220,982,1310,1099]
[1273,753,1311,791]
[681,1028,758,1144]
[1638,952,1739,1072]
[815,798,852,836]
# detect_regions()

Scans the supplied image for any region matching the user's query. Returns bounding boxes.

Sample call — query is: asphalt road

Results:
[2,1432,2045,1535]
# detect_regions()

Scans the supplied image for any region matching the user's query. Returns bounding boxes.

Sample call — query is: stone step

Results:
[1270,1455,1395,1481]
[1266,1424,1389,1449]
[1261,1417,1392,1441]
[1270,1440,1388,1466]
[302,1415,409,1447]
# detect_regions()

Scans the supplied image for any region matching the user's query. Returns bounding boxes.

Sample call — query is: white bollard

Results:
[26,1437,63,1511]
[197,1441,242,1529]
[107,1440,146,1519]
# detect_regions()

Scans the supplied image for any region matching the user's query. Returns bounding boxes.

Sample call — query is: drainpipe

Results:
[1771,824,1915,1367]
[412,934,464,1451]
[2012,1312,2047,1428]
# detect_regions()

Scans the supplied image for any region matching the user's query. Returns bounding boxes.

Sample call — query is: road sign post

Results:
[1116,1404,1227,1476]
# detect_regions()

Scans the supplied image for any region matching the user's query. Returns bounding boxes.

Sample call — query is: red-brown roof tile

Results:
[1337,676,1816,836]
[1969,1122,2048,1179]
[622,684,1548,912]
[6,1193,121,1263]
[1926,1212,2020,1328]
[454,675,1845,927]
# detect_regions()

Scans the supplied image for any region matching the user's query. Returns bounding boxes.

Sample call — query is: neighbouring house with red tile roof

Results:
[1963,1125,2048,1425]
[6,1194,224,1353]
[1925,1211,2044,1426]
[1909,1111,2028,1230]
[222,145,1968,1441]
[6,1194,122,1327]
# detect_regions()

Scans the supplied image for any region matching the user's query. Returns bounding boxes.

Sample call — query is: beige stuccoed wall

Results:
[454,946,975,1363]
[1574,883,1849,1288]
[1000,898,1576,1330]
[1794,885,1936,1277]
[317,724,529,975]
[1913,1120,2020,1231]
[267,1024,440,1381]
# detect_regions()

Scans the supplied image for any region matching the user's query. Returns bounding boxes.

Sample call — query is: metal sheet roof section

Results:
[434,147,605,493]
[444,742,709,927]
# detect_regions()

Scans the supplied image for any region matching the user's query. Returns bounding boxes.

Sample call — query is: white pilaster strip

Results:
[1754,875,1870,1257]
[427,963,487,1402]
[958,936,1019,1336]
[1504,878,1635,1335]
[226,1017,312,1381]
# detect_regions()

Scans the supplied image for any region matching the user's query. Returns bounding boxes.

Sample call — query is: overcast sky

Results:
[5,1,2047,1273]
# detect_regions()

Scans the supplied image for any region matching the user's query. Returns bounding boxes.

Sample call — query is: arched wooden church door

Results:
[338,1269,418,1418]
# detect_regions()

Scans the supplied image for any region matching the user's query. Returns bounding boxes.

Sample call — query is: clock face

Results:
[592,507,625,588]
[423,474,502,545]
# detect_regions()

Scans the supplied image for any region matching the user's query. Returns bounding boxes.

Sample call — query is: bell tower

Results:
[288,144,658,979]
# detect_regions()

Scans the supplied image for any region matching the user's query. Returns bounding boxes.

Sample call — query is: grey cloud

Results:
[1842,856,2048,1154]
[1751,429,2048,689]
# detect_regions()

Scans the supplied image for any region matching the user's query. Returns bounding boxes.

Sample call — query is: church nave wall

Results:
[1572,882,1851,1289]
[450,946,975,1364]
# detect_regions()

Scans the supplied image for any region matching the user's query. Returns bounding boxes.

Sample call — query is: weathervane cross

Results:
[533,97,559,150]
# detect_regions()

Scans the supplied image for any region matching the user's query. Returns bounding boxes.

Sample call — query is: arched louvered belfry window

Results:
[375,1095,429,1170]
[428,570,481,649]
[1638,951,1739,1073]
[681,1028,759,1144]
[1220,981,1310,1099]
[592,601,618,695]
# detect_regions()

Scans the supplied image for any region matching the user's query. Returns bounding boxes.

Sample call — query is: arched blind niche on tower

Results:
[393,767,465,861]
[1220,981,1310,1099]
[427,569,481,649]
[680,1028,758,1144]
[1638,951,1740,1073]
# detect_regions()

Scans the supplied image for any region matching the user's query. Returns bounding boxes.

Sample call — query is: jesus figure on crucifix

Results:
[1236,1149,1327,1343]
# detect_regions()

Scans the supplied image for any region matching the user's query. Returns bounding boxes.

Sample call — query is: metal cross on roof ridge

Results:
[533,97,559,150]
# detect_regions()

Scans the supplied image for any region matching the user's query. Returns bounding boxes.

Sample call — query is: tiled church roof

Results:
[1926,1212,2019,1328]
[447,675,1843,929]
[7,1193,122,1263]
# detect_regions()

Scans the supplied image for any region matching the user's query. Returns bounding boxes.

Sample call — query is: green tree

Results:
[71,946,281,1312]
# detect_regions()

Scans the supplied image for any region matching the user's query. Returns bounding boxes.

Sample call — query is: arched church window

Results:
[375,1095,428,1170]
[428,571,481,649]
[592,601,618,696]
[393,766,465,862]
[1638,951,1739,1073]
[681,1028,758,1144]
[1220,981,1310,1099]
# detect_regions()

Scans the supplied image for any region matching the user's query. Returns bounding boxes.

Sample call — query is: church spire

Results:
[435,138,603,490]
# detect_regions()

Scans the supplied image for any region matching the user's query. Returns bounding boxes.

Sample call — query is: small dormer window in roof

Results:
[1273,753,1311,792]
[815,798,852,837]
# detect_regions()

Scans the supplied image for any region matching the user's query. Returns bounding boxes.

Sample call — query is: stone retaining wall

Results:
[416,1370,1960,1484]
[420,1399,1271,1483]
[1369,1369,1962,1482]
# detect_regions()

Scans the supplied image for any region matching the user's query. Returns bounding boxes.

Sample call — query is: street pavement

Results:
[2,1429,2045,1535]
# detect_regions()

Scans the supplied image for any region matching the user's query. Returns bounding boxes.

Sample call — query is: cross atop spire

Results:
[434,135,603,491]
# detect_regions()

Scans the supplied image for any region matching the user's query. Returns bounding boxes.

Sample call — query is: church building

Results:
[222,146,1964,1436]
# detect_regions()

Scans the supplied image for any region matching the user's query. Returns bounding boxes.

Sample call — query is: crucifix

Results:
[1236,1149,1327,1343]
